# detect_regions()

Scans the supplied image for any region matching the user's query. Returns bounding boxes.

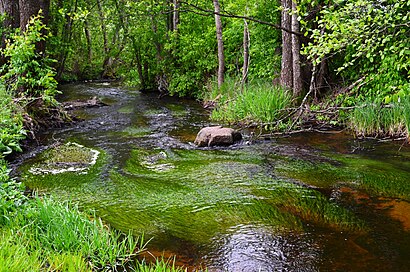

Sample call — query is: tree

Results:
[0,0,20,29]
[19,0,50,32]
[242,19,250,83]
[280,0,292,90]
[280,0,303,97]
[291,0,302,97]
[173,0,180,32]
[0,0,20,65]
[213,0,225,88]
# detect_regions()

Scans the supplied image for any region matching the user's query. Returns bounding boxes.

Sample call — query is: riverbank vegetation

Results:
[1,0,408,139]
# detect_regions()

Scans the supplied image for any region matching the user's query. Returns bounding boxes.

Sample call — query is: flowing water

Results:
[14,83,410,271]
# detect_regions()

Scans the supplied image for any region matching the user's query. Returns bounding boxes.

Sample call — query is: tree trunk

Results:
[56,0,78,79]
[19,0,50,54]
[0,0,20,65]
[0,0,20,29]
[173,0,180,32]
[280,0,293,90]
[242,19,250,84]
[213,0,225,88]
[291,0,302,97]
[18,0,39,32]
[84,19,92,64]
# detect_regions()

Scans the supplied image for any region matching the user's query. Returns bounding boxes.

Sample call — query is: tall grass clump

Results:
[0,196,143,271]
[0,191,188,271]
[209,79,292,126]
[349,97,410,140]
[32,198,143,269]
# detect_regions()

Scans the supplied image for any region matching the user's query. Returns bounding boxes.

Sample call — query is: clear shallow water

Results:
[15,83,410,271]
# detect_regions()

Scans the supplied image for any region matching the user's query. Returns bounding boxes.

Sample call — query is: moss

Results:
[27,142,100,175]
[20,142,106,190]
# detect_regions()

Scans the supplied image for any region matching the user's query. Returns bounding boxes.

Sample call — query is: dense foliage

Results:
[305,0,409,104]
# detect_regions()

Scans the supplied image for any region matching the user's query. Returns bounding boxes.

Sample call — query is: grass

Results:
[206,78,293,126]
[349,97,410,139]
[0,192,190,271]
[0,196,143,271]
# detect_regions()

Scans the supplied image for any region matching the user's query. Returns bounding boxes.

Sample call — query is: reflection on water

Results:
[207,225,319,272]
[15,83,410,272]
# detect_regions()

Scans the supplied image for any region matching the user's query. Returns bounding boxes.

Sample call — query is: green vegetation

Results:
[275,153,410,201]
[0,197,143,271]
[1,0,410,270]
[349,98,410,139]
[208,79,292,127]
[0,88,25,156]
[1,152,188,271]
[1,14,59,107]
[0,11,186,272]
[20,146,364,248]
[1,0,407,138]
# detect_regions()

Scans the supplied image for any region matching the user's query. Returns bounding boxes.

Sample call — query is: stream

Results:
[13,82,410,271]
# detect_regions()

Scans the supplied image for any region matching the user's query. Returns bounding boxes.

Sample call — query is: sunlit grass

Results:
[206,78,292,126]
[0,197,144,271]
[349,98,410,140]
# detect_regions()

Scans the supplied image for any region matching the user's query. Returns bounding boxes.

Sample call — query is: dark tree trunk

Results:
[18,0,39,31]
[0,0,20,29]
[18,0,50,54]
[280,0,293,90]
[18,0,50,31]
[0,0,20,65]
[291,0,302,97]
[213,0,225,88]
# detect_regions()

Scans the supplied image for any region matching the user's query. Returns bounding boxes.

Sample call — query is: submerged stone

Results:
[28,142,100,175]
[194,126,242,147]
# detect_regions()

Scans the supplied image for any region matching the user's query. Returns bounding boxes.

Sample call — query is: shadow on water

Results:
[14,83,410,271]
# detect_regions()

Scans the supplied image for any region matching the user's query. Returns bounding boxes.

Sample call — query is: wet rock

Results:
[194,126,242,147]
[63,96,107,110]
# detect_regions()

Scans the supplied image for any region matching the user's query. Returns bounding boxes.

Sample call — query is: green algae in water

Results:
[166,104,188,118]
[118,105,134,114]
[121,126,152,138]
[275,153,410,200]
[102,147,364,244]
[20,143,364,249]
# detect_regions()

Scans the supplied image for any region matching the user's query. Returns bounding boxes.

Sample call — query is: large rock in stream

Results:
[194,126,242,147]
